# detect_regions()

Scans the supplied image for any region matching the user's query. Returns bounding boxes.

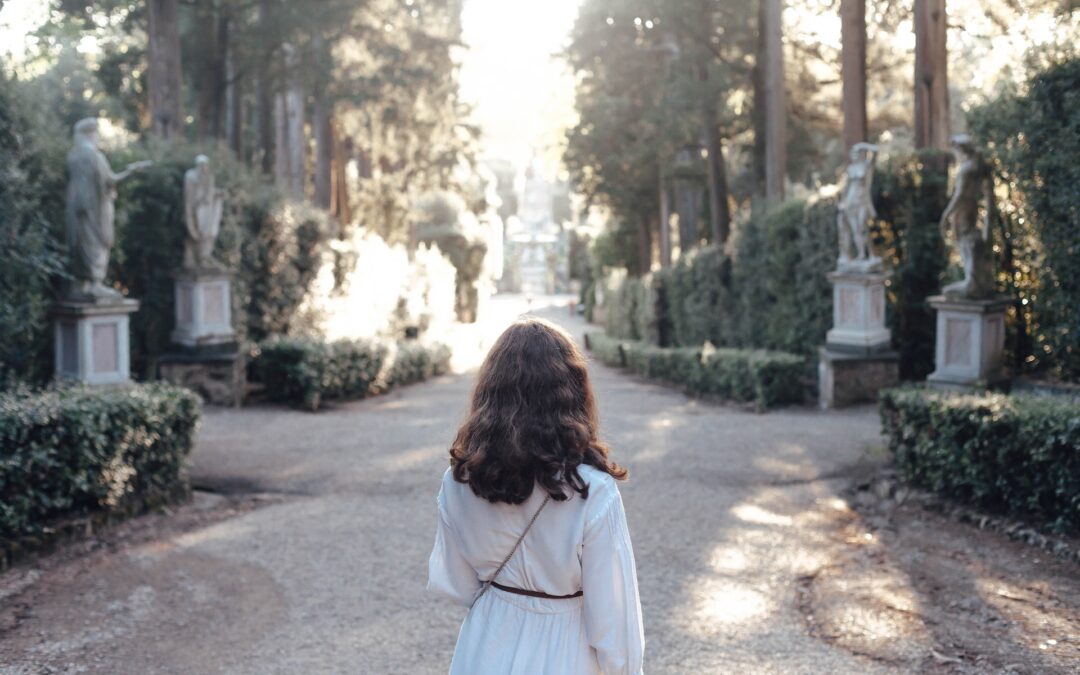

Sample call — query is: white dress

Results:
[427,465,645,675]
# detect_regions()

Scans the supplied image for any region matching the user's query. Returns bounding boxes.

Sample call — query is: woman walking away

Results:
[428,318,644,675]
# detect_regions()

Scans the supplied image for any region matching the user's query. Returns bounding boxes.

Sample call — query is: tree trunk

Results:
[840,0,868,151]
[698,59,731,244]
[255,0,275,174]
[751,0,767,200]
[763,0,786,204]
[224,32,243,156]
[659,176,672,268]
[146,0,184,139]
[914,0,949,150]
[313,35,333,210]
[313,92,333,210]
[285,44,306,201]
[638,215,653,276]
[331,126,352,229]
[197,7,229,143]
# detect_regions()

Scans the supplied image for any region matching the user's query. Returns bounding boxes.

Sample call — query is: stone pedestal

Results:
[819,348,899,409]
[826,271,891,354]
[171,268,235,348]
[928,295,1010,388]
[819,270,897,408]
[53,298,140,385]
[159,348,245,407]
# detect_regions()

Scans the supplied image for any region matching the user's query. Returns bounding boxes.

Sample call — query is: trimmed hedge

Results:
[586,332,805,410]
[881,387,1080,533]
[0,384,201,542]
[251,337,451,411]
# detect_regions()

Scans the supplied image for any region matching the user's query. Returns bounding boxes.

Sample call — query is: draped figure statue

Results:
[183,155,225,269]
[940,135,995,299]
[65,118,151,298]
[836,142,880,270]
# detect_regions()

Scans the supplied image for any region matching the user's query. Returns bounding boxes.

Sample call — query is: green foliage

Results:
[586,332,805,410]
[251,337,450,411]
[873,153,950,380]
[666,245,730,348]
[881,387,1080,533]
[0,383,201,541]
[0,73,69,385]
[384,342,453,389]
[970,57,1080,382]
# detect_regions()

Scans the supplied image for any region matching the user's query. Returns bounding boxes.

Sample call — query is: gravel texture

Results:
[5,296,1053,674]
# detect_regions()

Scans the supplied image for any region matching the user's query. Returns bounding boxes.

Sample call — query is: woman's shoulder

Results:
[576,464,621,519]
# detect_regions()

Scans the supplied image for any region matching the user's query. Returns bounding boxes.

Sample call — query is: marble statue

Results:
[940,134,995,299]
[65,118,151,298]
[183,155,226,269]
[836,142,880,271]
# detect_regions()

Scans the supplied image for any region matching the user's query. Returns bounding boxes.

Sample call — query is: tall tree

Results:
[914,0,949,150]
[841,0,868,150]
[762,0,786,203]
[146,0,183,138]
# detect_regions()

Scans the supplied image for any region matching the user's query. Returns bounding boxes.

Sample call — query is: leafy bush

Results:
[586,332,805,409]
[384,342,452,388]
[251,336,450,411]
[881,387,1080,533]
[970,57,1080,382]
[0,384,201,541]
[0,72,68,385]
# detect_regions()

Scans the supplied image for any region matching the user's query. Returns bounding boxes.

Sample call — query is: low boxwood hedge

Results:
[880,387,1080,533]
[0,383,201,542]
[585,332,805,410]
[251,337,451,411]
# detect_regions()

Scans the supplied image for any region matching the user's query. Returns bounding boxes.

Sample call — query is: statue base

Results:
[927,295,1011,388]
[158,346,245,407]
[53,297,140,386]
[171,268,236,349]
[825,270,892,354]
[818,347,899,409]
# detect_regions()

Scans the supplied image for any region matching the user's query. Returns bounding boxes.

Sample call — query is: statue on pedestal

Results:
[836,142,880,271]
[65,118,151,299]
[183,155,225,269]
[940,134,995,299]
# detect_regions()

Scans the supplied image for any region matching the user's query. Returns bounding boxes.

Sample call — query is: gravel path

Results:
[3,297,899,674]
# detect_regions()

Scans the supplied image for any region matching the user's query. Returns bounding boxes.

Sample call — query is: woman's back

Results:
[425,317,644,674]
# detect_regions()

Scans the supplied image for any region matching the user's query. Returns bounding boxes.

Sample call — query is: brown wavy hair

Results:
[450,317,627,504]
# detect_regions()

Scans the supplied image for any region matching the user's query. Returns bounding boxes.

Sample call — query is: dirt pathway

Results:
[1,297,1076,673]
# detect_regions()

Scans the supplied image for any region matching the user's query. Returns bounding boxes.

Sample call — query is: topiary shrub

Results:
[881,387,1080,533]
[384,341,452,388]
[0,383,201,542]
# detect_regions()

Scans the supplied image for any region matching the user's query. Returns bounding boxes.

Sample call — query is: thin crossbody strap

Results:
[470,494,551,608]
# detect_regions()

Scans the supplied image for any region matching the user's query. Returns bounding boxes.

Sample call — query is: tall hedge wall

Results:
[970,57,1080,382]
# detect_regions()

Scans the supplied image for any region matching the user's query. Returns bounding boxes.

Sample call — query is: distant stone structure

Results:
[54,118,149,385]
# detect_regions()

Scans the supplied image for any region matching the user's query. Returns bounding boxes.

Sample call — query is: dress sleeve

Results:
[582,485,645,675]
[426,486,481,607]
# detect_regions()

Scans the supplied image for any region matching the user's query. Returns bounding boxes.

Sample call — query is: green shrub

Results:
[880,387,1080,533]
[585,331,629,368]
[970,57,1080,382]
[586,332,804,409]
[384,341,452,388]
[0,72,68,386]
[0,383,201,541]
[251,336,450,411]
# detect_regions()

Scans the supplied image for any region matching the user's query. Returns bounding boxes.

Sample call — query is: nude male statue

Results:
[836,142,880,270]
[940,134,995,299]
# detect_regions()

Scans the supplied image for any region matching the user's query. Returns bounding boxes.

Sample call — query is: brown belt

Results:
[491,581,583,600]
